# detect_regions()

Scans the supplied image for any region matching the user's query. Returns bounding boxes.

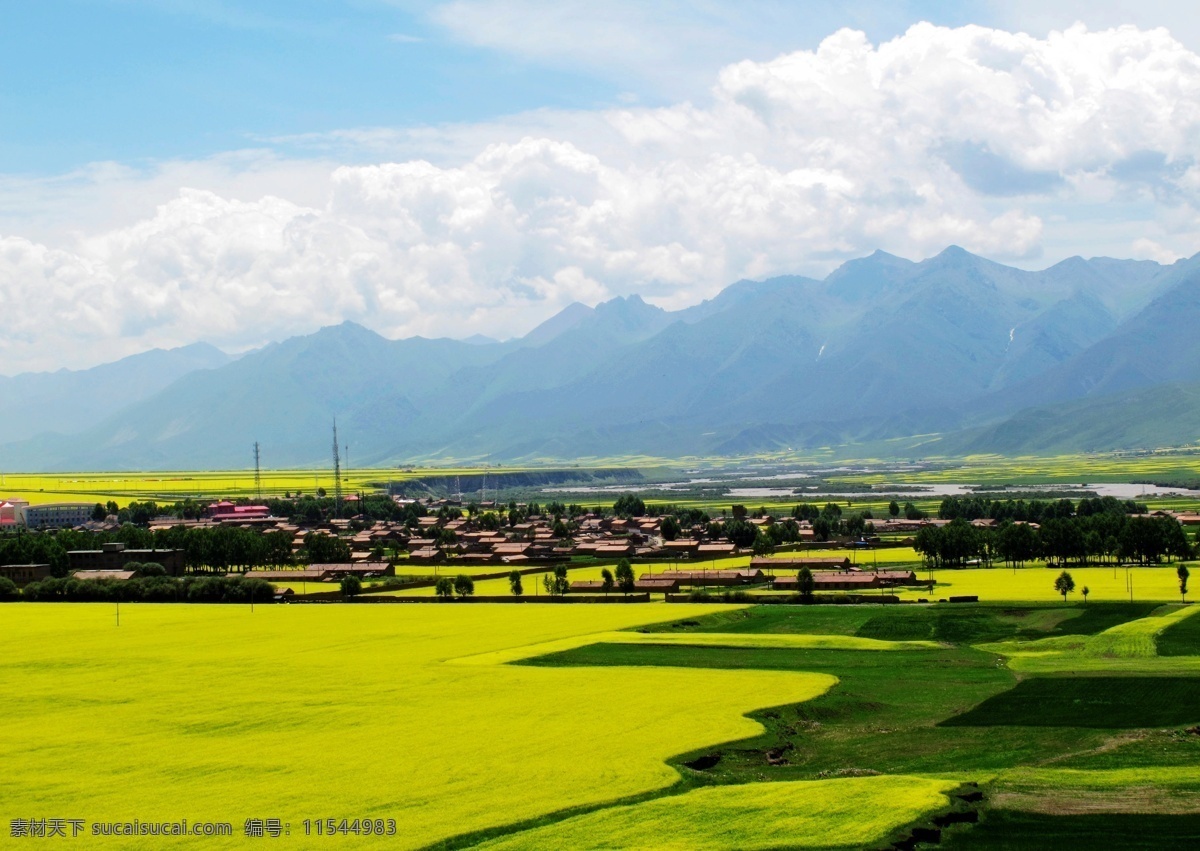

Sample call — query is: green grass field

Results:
[939,811,1200,850]
[517,602,1200,846]
[1158,608,1200,655]
[940,677,1200,728]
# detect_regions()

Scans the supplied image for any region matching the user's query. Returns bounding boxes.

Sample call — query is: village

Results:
[4,489,1198,604]
[0,493,950,599]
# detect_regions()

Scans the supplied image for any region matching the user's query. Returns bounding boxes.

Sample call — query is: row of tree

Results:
[937,495,1147,523]
[914,514,1191,568]
[18,574,276,603]
[0,524,365,576]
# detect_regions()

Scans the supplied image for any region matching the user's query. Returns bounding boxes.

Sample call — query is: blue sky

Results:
[9,0,1177,174]
[1,1,611,171]
[3,1,1200,372]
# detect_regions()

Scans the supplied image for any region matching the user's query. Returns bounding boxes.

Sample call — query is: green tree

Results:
[508,570,523,597]
[888,500,900,518]
[751,530,773,558]
[600,567,614,595]
[435,576,454,599]
[453,574,475,598]
[615,559,635,594]
[797,567,815,603]
[1081,585,1090,605]
[1054,570,1075,601]
[91,503,107,522]
[0,576,18,600]
[1179,564,1190,603]
[340,575,362,598]
[724,518,758,548]
[612,495,646,517]
[551,565,569,597]
[660,515,681,541]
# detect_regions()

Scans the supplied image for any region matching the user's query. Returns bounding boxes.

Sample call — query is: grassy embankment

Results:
[499,603,1200,849]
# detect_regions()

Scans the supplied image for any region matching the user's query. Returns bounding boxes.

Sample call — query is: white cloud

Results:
[4,22,1200,373]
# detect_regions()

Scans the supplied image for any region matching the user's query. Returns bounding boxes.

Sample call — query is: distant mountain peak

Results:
[823,248,917,300]
[309,320,387,343]
[929,245,977,265]
[461,334,498,346]
[595,293,661,315]
[521,302,595,347]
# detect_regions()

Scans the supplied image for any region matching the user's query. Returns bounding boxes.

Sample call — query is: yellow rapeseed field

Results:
[473,775,962,851]
[894,565,1193,603]
[0,603,836,849]
[0,468,494,505]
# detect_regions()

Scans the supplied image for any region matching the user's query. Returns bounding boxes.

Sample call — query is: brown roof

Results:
[310,562,391,574]
[246,570,329,581]
[71,570,137,581]
[751,557,850,568]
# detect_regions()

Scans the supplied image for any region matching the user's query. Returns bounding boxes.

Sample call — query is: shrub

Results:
[0,576,20,601]
[341,575,363,598]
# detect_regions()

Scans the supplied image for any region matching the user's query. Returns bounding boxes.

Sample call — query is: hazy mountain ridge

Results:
[0,343,232,443]
[3,247,1199,469]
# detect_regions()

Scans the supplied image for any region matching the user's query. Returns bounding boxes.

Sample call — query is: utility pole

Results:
[253,442,262,501]
[332,419,343,517]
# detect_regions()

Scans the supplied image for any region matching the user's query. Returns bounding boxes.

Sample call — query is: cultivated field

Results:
[0,604,831,849]
[3,599,1198,848]
[0,467,524,506]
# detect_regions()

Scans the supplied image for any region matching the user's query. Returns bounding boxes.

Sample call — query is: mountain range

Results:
[4,245,1200,470]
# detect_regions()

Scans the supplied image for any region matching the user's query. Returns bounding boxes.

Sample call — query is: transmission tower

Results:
[253,442,262,500]
[332,419,343,515]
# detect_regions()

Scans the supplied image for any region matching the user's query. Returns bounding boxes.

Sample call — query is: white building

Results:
[17,502,93,529]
